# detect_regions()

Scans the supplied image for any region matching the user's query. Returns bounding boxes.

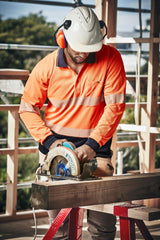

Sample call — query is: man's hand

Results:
[74,144,96,163]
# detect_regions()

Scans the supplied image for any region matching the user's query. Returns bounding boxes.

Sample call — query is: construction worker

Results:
[19,6,126,240]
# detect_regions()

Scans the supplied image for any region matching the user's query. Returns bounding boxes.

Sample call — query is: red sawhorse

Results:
[42,204,154,240]
[114,204,154,240]
[43,208,84,240]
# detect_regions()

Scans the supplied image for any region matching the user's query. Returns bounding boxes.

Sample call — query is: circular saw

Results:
[40,142,81,179]
[38,142,99,180]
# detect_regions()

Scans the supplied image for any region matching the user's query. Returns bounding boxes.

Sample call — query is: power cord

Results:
[33,207,37,240]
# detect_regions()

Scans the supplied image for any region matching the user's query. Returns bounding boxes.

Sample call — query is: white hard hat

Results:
[63,6,103,52]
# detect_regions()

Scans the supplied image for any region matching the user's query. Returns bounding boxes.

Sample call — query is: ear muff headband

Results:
[99,20,108,39]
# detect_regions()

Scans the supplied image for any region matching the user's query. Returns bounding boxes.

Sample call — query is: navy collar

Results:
[57,48,96,67]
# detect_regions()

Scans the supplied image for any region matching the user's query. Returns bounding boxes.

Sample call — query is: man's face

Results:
[66,44,90,64]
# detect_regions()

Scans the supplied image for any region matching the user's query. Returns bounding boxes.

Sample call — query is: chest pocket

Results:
[80,67,105,96]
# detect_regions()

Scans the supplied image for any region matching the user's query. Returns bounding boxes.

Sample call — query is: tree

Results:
[0,12,57,71]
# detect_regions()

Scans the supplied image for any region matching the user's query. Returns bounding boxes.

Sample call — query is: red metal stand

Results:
[43,204,154,240]
[114,204,153,240]
[43,207,84,240]
[68,208,84,240]
[43,208,72,240]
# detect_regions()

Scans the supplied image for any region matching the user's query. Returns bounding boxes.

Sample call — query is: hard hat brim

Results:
[67,38,103,53]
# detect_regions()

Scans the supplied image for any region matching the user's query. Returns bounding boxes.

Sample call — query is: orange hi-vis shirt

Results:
[19,44,126,150]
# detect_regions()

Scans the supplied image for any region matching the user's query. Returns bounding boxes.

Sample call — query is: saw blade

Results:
[44,146,80,177]
[50,155,71,176]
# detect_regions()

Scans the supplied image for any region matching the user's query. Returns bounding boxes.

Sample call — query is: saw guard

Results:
[42,146,80,177]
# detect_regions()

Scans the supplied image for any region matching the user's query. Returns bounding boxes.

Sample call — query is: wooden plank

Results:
[83,203,160,221]
[0,69,29,80]
[125,102,147,108]
[0,104,47,111]
[95,0,103,20]
[31,173,160,210]
[1,102,160,112]
[0,147,38,155]
[105,37,160,44]
[95,0,117,47]
[105,0,117,39]
[118,124,160,134]
[126,75,148,81]
[0,148,15,155]
[128,206,160,221]
[0,104,20,111]
[117,139,160,148]
[18,146,38,154]
[144,0,159,174]
[118,124,147,132]
[6,110,19,215]
[111,130,117,174]
[116,140,145,148]
[125,102,160,109]
[0,209,47,222]
[126,75,160,81]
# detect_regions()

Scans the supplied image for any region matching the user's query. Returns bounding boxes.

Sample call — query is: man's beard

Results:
[67,49,88,64]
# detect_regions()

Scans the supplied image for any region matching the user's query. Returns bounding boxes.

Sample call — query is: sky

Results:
[0,0,151,32]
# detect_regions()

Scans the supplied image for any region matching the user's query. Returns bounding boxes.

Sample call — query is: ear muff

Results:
[99,20,107,39]
[56,29,67,49]
[54,20,71,48]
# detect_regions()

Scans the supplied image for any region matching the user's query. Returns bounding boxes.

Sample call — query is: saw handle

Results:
[62,141,75,150]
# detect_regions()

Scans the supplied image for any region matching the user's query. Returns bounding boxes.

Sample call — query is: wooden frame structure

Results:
[95,0,160,175]
[0,0,160,221]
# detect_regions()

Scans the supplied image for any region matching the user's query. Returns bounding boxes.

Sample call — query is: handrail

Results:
[0,43,57,51]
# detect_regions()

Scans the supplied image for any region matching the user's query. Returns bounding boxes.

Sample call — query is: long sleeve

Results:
[89,50,126,147]
[19,52,56,144]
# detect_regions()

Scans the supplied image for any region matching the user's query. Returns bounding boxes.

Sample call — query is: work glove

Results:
[74,144,96,163]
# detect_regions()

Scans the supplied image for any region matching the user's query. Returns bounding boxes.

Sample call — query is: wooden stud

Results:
[0,69,29,80]
[95,0,117,46]
[145,0,159,173]
[84,203,160,221]
[6,110,19,215]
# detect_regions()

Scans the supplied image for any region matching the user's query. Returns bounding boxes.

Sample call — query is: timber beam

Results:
[31,173,160,210]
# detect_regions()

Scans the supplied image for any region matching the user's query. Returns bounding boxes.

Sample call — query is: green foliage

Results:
[0,12,55,45]
[18,154,39,182]
[156,146,160,168]
[0,153,38,213]
[0,112,7,139]
[0,191,6,213]
[121,108,135,124]
[0,12,57,71]
[0,189,32,213]
[0,155,7,182]
[0,155,7,213]
[17,188,32,211]
[119,147,139,173]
